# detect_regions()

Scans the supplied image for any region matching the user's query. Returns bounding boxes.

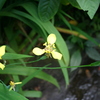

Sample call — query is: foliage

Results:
[0,0,100,99]
[0,83,28,100]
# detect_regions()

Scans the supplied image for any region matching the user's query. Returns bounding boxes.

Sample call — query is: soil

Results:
[24,56,100,100]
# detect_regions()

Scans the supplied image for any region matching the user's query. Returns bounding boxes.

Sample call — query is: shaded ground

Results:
[24,57,100,100]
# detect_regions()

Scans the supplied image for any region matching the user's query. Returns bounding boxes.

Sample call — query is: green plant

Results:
[0,0,100,99]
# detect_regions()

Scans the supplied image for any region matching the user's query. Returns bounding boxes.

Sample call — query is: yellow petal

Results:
[15,82,22,85]
[0,45,6,59]
[9,81,22,91]
[0,63,5,70]
[10,81,15,86]
[51,51,62,60]
[47,34,56,44]
[32,47,45,55]
[10,81,22,86]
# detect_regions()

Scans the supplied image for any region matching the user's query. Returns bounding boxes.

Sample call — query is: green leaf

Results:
[2,53,33,59]
[85,40,97,47]
[0,83,28,100]
[71,25,99,46]
[86,47,100,61]
[76,0,100,19]
[61,0,69,5]
[60,10,74,20]
[58,13,72,30]
[70,50,82,66]
[90,61,100,66]
[85,39,100,47]
[70,50,82,71]
[18,29,37,52]
[0,66,60,89]
[58,60,69,86]
[42,22,70,86]
[22,90,42,98]
[5,46,27,67]
[68,0,81,9]
[0,0,6,10]
[4,25,19,52]
[38,0,61,22]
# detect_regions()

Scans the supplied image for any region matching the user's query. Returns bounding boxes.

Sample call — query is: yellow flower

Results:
[9,81,22,91]
[32,34,62,60]
[0,63,5,70]
[0,45,6,59]
[0,45,6,70]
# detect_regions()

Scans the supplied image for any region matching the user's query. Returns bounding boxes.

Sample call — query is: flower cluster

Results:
[32,34,62,60]
[0,45,6,70]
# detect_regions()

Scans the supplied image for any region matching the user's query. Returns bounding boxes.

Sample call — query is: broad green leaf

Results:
[85,39,100,47]
[70,50,81,71]
[86,47,100,61]
[70,50,82,66]
[38,0,61,22]
[0,66,60,89]
[68,0,81,9]
[0,0,6,10]
[2,53,33,59]
[85,40,97,47]
[22,90,42,98]
[0,83,28,100]
[76,0,100,19]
